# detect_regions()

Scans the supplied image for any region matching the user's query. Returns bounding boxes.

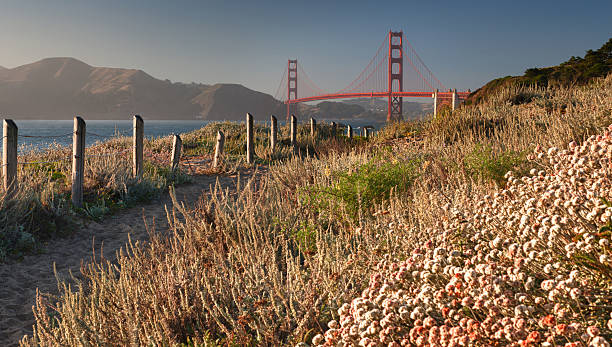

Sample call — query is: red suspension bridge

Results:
[274,31,470,122]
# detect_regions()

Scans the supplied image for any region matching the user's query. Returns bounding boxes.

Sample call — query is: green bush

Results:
[463,144,528,186]
[301,158,420,222]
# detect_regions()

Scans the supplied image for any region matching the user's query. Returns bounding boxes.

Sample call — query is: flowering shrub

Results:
[312,125,612,346]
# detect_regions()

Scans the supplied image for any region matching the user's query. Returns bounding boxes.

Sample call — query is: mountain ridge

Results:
[0,57,284,120]
[0,57,433,121]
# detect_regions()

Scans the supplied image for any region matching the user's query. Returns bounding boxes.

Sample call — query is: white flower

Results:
[590,336,610,347]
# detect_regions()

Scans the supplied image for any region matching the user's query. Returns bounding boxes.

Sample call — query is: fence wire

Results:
[18,132,74,138]
[17,155,72,166]
[86,149,131,158]
[87,132,112,138]
[13,148,131,166]
[16,131,131,139]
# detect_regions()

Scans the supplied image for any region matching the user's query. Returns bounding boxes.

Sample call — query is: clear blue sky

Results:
[1,0,610,94]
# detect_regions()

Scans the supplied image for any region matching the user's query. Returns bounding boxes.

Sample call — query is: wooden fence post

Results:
[290,114,297,148]
[347,125,353,139]
[72,116,85,208]
[213,130,225,168]
[331,122,337,137]
[132,115,143,177]
[270,115,277,152]
[3,119,18,197]
[433,89,438,118]
[246,113,254,164]
[364,127,370,138]
[310,117,316,137]
[171,134,182,171]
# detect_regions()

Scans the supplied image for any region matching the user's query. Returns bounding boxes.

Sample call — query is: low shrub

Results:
[300,157,420,222]
[463,144,530,186]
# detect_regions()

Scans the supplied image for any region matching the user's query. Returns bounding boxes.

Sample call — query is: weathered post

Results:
[432,89,439,118]
[132,115,143,177]
[72,116,86,208]
[364,127,370,139]
[171,134,182,171]
[290,114,297,148]
[347,125,353,139]
[213,130,225,168]
[270,115,277,152]
[452,89,457,111]
[310,117,316,137]
[2,119,18,197]
[246,113,254,164]
[331,121,337,137]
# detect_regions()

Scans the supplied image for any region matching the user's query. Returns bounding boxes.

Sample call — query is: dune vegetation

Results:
[0,119,357,261]
[13,74,612,346]
[0,136,186,261]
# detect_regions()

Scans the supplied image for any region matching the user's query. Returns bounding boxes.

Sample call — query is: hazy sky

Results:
[1,0,610,94]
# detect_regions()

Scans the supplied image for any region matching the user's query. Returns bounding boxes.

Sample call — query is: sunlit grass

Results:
[18,75,612,345]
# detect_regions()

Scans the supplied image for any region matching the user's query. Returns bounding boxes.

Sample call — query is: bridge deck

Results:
[286,91,470,104]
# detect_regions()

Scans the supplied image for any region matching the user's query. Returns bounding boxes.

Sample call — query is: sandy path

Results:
[0,173,242,346]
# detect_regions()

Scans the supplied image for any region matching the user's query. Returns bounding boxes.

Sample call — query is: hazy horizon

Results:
[1,0,610,94]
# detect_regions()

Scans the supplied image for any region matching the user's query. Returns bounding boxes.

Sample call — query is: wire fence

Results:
[3,115,367,204]
[7,130,132,166]
[0,116,172,207]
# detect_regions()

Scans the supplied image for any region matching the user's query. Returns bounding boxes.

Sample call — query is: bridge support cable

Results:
[337,34,389,94]
[297,62,328,97]
[273,68,287,102]
[402,33,447,91]
[277,30,468,122]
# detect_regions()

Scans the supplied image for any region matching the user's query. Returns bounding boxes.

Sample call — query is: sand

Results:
[0,173,243,346]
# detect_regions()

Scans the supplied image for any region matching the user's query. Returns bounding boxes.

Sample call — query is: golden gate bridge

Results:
[273,31,470,121]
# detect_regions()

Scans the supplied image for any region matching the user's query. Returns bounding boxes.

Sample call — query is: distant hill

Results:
[469,37,612,104]
[296,99,432,122]
[342,98,432,120]
[192,83,285,121]
[0,57,285,120]
[0,57,432,121]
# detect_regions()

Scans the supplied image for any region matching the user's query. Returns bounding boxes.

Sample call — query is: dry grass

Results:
[19,75,612,346]
[0,119,361,261]
[0,140,171,260]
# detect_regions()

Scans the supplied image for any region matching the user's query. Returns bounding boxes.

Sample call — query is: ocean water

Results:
[3,118,385,154]
[7,120,211,154]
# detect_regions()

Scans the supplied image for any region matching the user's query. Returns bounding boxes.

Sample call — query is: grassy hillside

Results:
[469,37,611,105]
[19,74,612,346]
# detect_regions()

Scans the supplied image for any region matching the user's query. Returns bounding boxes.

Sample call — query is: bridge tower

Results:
[287,59,298,120]
[387,31,403,122]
